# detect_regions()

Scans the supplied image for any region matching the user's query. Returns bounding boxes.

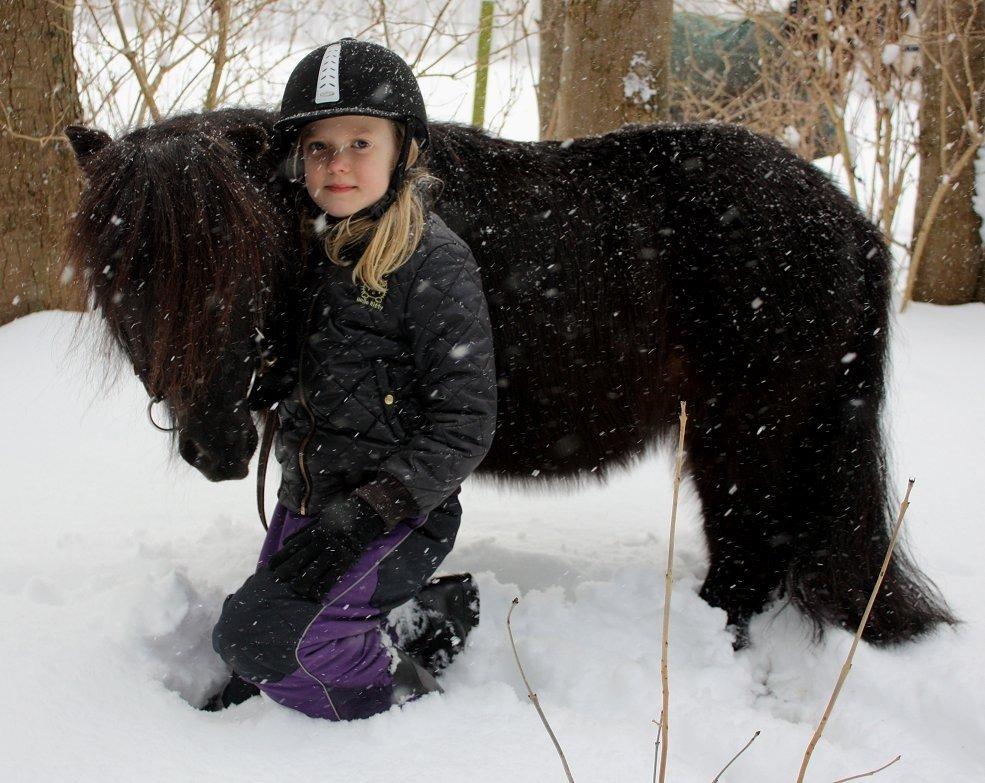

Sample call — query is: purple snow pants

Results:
[212,490,460,720]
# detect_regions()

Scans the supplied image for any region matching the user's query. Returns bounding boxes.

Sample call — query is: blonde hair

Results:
[298,124,440,292]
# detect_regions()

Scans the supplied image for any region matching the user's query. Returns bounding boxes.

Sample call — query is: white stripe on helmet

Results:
[314,43,342,104]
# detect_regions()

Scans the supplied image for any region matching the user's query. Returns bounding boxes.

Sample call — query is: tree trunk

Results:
[537,0,564,139]
[549,0,674,140]
[0,0,84,326]
[912,1,985,304]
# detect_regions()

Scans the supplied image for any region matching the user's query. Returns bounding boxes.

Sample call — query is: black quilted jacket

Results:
[274,212,497,526]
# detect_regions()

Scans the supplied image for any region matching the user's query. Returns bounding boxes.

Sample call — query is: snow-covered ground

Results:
[1,301,982,782]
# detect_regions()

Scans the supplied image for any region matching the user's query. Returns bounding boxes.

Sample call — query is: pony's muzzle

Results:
[178,422,257,482]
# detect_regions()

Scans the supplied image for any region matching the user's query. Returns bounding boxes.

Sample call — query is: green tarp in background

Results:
[670,11,837,155]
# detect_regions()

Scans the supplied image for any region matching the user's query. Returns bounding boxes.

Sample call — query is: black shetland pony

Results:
[65,108,954,645]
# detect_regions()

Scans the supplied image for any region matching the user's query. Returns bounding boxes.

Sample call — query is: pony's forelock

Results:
[65,112,289,408]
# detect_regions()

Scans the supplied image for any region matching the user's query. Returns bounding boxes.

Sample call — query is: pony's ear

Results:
[65,125,111,167]
[227,123,270,159]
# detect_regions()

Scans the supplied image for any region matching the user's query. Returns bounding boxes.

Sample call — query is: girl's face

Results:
[300,115,399,218]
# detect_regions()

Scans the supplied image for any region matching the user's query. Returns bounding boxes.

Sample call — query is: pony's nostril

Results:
[179,436,206,468]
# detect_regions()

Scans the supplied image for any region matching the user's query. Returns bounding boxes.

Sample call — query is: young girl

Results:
[209,39,497,720]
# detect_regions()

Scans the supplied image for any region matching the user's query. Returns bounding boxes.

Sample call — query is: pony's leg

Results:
[684,411,800,645]
[687,381,955,646]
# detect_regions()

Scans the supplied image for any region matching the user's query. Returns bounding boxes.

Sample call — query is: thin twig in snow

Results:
[831,754,902,783]
[658,401,688,783]
[651,715,662,783]
[796,479,915,783]
[506,598,575,783]
[711,730,760,782]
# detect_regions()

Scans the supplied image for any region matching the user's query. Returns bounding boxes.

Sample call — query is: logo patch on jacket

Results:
[356,281,387,311]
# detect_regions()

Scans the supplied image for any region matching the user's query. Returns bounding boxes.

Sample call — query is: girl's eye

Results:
[352,139,371,150]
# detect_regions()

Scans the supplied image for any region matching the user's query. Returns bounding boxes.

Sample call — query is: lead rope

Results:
[256,407,279,531]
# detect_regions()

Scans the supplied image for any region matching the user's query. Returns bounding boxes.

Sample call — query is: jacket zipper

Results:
[296,288,323,516]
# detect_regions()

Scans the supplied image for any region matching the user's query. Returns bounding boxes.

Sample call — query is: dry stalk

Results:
[651,714,662,783]
[796,479,915,783]
[711,730,761,782]
[506,597,575,783]
[830,754,902,783]
[658,401,688,783]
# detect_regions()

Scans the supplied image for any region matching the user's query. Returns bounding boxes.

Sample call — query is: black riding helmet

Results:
[275,39,429,221]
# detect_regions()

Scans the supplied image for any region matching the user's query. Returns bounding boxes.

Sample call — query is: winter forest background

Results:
[1,1,983,781]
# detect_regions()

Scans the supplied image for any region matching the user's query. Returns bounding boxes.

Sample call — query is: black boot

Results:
[401,574,480,676]
[199,671,261,712]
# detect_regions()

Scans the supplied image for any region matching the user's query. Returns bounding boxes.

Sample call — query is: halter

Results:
[147,396,176,432]
[128,325,278,532]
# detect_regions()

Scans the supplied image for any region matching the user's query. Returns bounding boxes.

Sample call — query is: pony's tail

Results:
[786,241,957,645]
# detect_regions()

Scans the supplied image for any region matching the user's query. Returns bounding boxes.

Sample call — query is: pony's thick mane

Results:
[65,110,288,406]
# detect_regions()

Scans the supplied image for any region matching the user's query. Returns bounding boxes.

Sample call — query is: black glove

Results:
[269,495,386,600]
